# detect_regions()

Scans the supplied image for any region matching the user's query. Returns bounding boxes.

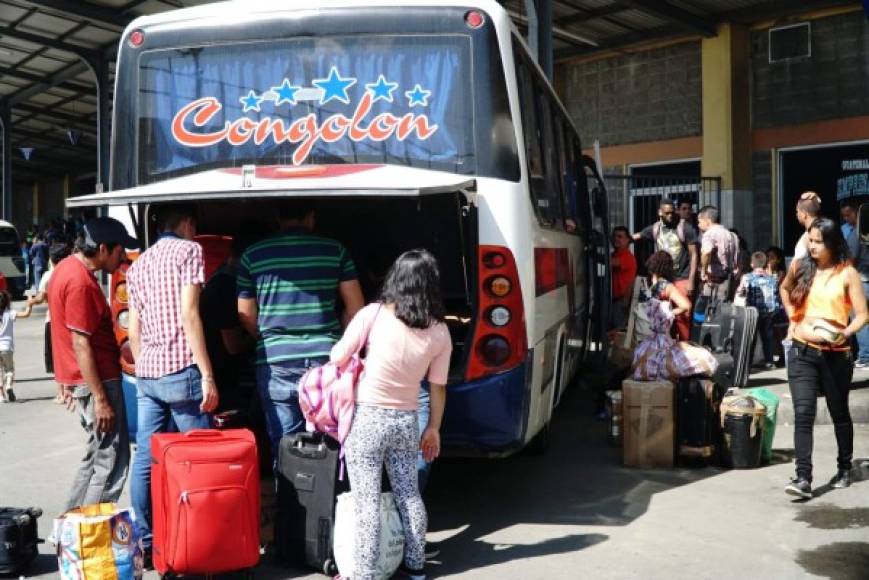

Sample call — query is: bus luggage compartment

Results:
[187,190,477,383]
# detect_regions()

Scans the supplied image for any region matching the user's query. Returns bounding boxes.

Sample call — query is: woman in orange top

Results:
[780,217,868,498]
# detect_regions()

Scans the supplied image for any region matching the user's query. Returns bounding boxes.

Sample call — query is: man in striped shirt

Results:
[126,203,217,554]
[237,201,364,458]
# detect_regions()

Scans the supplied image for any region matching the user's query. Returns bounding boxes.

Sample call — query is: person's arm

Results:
[181,283,218,413]
[840,267,869,343]
[128,306,141,362]
[632,225,652,243]
[338,279,364,328]
[421,383,445,462]
[421,331,451,462]
[14,302,32,319]
[779,260,800,320]
[329,307,368,365]
[237,298,259,337]
[31,291,47,305]
[686,244,698,295]
[71,331,114,433]
[666,283,692,316]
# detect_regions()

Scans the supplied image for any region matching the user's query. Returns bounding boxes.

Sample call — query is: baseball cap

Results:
[83,216,140,249]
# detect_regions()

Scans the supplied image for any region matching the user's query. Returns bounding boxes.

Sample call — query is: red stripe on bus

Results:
[535,248,569,296]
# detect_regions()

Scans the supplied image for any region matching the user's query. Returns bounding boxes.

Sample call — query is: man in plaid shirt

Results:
[126,203,217,555]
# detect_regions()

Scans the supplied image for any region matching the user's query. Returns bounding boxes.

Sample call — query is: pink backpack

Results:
[299,305,380,445]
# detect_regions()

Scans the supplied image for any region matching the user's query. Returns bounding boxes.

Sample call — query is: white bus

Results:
[69,0,611,455]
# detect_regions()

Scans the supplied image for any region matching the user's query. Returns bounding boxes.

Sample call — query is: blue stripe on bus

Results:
[441,354,533,452]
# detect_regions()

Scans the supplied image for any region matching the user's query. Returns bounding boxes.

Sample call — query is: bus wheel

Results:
[526,422,551,455]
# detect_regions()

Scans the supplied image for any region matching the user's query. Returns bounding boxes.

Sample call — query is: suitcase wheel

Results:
[324,559,338,576]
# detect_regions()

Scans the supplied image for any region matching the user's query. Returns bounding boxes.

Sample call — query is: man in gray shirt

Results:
[841,198,869,370]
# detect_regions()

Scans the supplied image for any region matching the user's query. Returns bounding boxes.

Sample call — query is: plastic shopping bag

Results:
[54,503,143,580]
[333,492,404,580]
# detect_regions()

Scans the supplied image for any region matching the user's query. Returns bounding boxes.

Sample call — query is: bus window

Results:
[516,60,546,218]
[555,118,579,235]
[516,56,562,229]
[537,97,564,229]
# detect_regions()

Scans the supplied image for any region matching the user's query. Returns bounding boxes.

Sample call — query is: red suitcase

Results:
[151,428,260,576]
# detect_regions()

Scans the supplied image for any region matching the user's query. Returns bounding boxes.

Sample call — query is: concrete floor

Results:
[1,303,868,579]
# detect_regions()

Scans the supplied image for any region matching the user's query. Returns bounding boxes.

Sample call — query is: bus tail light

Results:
[466,245,526,381]
[128,29,145,48]
[111,252,138,375]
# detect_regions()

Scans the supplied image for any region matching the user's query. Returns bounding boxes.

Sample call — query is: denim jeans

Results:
[65,380,130,512]
[255,358,325,464]
[855,281,869,363]
[417,384,432,492]
[787,343,854,482]
[130,365,211,547]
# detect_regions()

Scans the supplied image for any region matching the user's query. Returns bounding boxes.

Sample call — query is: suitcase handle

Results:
[183,429,224,438]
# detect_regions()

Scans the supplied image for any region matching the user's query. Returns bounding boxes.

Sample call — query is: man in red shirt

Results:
[610,226,637,330]
[48,216,137,511]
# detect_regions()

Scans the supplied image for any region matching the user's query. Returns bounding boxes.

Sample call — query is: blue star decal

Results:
[271,79,301,106]
[365,75,399,103]
[239,90,263,112]
[312,67,357,105]
[405,84,432,107]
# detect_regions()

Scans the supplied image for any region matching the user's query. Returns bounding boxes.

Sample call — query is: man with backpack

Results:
[633,198,698,340]
[696,205,739,302]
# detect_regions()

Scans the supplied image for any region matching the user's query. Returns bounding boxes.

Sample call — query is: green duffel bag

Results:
[744,387,780,464]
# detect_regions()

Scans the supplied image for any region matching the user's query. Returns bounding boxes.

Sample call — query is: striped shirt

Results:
[237,230,357,365]
[126,235,205,378]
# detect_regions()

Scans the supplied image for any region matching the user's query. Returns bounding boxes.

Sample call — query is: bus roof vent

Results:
[769,22,810,63]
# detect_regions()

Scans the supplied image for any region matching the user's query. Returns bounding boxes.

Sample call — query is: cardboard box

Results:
[623,379,675,468]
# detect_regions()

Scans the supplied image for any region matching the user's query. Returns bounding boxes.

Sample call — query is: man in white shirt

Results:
[794,192,821,261]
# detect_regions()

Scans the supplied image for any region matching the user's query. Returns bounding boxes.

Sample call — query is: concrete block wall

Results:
[560,41,702,147]
[752,11,869,129]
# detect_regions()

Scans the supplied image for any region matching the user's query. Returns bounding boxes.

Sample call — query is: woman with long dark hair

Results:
[780,217,868,498]
[331,249,451,580]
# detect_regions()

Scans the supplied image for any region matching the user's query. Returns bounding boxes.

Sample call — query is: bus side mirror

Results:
[860,203,869,246]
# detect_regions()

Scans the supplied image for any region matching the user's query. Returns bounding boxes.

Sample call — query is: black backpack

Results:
[0,506,42,575]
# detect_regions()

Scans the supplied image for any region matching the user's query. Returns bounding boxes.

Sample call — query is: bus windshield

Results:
[138,35,474,183]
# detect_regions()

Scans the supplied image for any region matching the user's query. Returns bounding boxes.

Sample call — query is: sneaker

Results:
[425,542,441,560]
[763,363,776,370]
[398,563,426,580]
[830,469,852,489]
[785,477,813,499]
[6,388,15,402]
[854,361,869,370]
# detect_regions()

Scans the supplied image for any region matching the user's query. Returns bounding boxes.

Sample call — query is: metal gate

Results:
[603,174,722,272]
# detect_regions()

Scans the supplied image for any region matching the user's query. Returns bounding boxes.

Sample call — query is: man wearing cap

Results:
[125,203,217,555]
[48,216,137,510]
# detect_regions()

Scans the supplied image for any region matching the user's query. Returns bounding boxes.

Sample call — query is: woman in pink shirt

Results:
[331,249,451,580]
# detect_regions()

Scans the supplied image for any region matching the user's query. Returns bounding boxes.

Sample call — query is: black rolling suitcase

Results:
[691,297,734,352]
[677,378,725,464]
[0,506,42,575]
[729,305,758,388]
[275,432,345,575]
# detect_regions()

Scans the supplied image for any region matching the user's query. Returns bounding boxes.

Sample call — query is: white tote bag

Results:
[333,492,405,580]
